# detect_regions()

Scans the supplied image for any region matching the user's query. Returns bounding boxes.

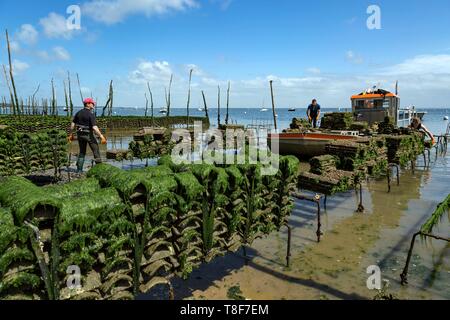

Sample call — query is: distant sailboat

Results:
[198,107,205,112]
[288,107,296,112]
[159,108,167,114]
[260,99,268,112]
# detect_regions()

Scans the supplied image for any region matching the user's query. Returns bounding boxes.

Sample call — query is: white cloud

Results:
[381,54,450,75]
[129,60,174,84]
[201,77,220,86]
[120,53,450,107]
[9,41,21,52]
[306,67,321,75]
[82,0,198,25]
[35,48,71,62]
[346,50,364,64]
[16,24,38,45]
[12,60,30,73]
[40,13,76,39]
[53,46,71,61]
[37,50,51,61]
[185,64,206,76]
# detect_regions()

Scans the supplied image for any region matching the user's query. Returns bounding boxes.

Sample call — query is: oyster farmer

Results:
[307,99,321,128]
[69,98,107,173]
[410,117,435,145]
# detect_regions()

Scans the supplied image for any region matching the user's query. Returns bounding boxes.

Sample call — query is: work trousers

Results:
[77,131,102,165]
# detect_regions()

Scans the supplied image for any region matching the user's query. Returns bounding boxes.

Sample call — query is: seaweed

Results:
[0,159,302,299]
[421,194,450,234]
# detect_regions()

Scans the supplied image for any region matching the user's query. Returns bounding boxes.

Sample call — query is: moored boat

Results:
[351,87,414,127]
[268,131,360,157]
[416,111,427,120]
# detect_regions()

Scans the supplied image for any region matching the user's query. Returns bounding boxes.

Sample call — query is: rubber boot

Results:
[76,155,85,173]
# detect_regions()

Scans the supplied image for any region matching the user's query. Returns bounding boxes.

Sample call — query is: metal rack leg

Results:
[356,182,365,213]
[286,224,292,267]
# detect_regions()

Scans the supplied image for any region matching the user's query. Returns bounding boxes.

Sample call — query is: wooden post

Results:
[217,85,221,128]
[63,81,69,116]
[26,97,29,115]
[32,84,40,114]
[270,80,278,131]
[108,80,113,116]
[67,72,74,116]
[6,30,19,116]
[144,93,149,117]
[147,82,154,126]
[186,69,193,129]
[2,64,15,115]
[20,97,24,115]
[51,78,56,116]
[166,74,173,117]
[225,81,230,125]
[102,80,113,117]
[1,96,4,114]
[76,73,84,103]
[202,90,209,119]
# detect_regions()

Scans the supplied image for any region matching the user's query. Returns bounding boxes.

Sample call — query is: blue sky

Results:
[1,0,450,108]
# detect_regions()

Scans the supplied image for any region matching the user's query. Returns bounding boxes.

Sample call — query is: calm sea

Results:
[108,107,450,136]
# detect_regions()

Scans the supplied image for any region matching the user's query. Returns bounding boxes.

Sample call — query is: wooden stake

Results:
[108,80,113,116]
[147,82,154,126]
[6,30,19,115]
[1,96,6,114]
[186,69,193,129]
[76,73,84,103]
[51,78,57,116]
[270,80,277,131]
[144,93,149,117]
[2,64,15,114]
[217,85,221,128]
[225,81,230,125]
[102,80,113,117]
[32,84,40,107]
[67,71,73,116]
[167,74,173,117]
[201,90,209,119]
[63,81,69,116]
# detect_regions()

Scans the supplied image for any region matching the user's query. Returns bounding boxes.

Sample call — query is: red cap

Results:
[83,98,96,106]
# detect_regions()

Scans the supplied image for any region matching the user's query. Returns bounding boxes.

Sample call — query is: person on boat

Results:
[410,117,435,145]
[69,98,107,173]
[307,99,321,128]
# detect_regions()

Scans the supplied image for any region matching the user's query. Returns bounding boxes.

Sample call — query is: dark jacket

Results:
[73,108,97,133]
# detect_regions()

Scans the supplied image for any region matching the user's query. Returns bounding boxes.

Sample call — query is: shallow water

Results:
[66,123,449,300]
[160,151,449,300]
